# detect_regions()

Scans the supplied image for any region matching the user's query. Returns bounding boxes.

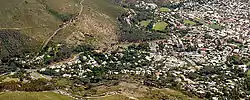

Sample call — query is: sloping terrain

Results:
[0,92,73,100]
[0,0,80,57]
[0,0,124,57]
[0,0,74,42]
[54,0,125,48]
[82,82,200,100]
[0,30,39,58]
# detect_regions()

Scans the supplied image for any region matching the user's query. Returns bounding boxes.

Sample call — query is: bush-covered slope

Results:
[0,30,39,58]
[0,0,80,57]
[0,0,124,58]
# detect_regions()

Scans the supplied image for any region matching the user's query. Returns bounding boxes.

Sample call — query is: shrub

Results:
[0,78,55,92]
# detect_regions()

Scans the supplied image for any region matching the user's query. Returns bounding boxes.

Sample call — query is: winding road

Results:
[41,0,85,50]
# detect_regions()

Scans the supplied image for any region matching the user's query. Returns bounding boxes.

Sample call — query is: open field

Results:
[153,22,168,31]
[0,92,73,100]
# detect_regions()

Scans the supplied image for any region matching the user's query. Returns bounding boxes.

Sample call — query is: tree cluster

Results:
[0,78,55,92]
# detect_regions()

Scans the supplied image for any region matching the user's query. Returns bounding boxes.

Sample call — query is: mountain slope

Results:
[0,0,79,57]
[0,92,73,100]
[0,30,39,58]
[53,0,125,48]
[0,0,124,58]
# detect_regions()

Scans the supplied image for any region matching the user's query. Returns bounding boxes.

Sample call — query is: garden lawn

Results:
[153,22,168,31]
[207,23,223,30]
[184,19,196,26]
[139,20,151,27]
[159,7,170,12]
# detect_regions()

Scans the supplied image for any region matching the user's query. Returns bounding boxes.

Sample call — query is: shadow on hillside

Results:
[0,30,39,58]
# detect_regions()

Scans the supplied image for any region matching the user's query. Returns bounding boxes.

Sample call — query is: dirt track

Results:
[41,0,85,50]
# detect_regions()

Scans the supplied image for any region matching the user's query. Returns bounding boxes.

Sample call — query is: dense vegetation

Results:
[0,30,39,58]
[118,7,167,42]
[0,78,54,91]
